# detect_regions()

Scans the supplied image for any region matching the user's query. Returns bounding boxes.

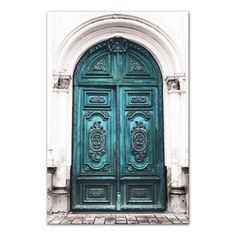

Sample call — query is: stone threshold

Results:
[47,212,189,225]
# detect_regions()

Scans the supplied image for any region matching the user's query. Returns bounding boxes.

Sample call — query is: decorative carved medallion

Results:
[89,96,105,103]
[131,121,147,162]
[129,59,144,72]
[131,96,147,103]
[88,121,106,163]
[92,58,106,72]
[108,38,128,53]
[53,75,71,90]
[166,78,180,91]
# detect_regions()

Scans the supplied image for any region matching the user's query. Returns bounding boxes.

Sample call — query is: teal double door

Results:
[72,37,165,211]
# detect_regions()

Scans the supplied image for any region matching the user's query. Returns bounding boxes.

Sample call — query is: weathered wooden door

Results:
[71,37,165,211]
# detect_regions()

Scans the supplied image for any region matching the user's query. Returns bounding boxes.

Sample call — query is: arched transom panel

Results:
[73,37,162,86]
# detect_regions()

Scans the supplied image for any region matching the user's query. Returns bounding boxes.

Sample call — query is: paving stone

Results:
[94,217,105,224]
[48,215,67,224]
[155,216,172,225]
[93,213,111,217]
[147,217,160,224]
[105,216,116,224]
[47,214,56,223]
[111,214,128,218]
[60,215,77,224]
[116,217,127,224]
[135,214,155,217]
[166,215,182,224]
[143,214,155,217]
[136,216,150,224]
[127,220,138,224]
[47,213,189,225]
[127,215,136,220]
[71,216,84,224]
[116,221,127,224]
[82,217,95,224]
[116,217,126,220]
[175,215,189,224]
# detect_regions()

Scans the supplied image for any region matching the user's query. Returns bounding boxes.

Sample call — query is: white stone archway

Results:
[55,14,183,77]
[47,13,188,213]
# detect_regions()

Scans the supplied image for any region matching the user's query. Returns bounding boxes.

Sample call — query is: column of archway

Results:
[49,74,71,212]
[166,74,186,213]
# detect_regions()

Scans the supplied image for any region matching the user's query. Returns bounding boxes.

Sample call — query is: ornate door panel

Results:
[120,87,165,210]
[72,37,165,211]
[72,87,116,210]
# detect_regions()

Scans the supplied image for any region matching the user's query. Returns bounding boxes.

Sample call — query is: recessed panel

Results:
[83,89,112,108]
[122,183,155,205]
[83,184,110,203]
[125,90,153,108]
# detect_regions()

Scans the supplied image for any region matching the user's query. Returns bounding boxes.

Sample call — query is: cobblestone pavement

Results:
[48,212,189,225]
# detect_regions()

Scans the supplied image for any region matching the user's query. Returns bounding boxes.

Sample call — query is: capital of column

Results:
[165,73,186,94]
[53,74,71,92]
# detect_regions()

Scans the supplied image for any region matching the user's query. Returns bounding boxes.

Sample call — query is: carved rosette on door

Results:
[88,121,106,163]
[83,109,111,173]
[131,121,147,163]
[126,110,153,172]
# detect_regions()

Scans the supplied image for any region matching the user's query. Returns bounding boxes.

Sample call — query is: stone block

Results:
[51,192,69,213]
[71,216,84,224]
[94,217,105,224]
[105,216,116,224]
[82,217,95,224]
[147,217,159,224]
[170,194,186,213]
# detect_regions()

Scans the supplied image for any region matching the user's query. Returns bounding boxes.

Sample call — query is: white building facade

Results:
[47,11,189,214]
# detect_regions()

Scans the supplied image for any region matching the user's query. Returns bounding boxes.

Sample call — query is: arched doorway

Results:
[71,37,165,211]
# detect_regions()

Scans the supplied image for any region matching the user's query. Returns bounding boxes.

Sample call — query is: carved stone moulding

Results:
[166,78,180,91]
[108,37,128,53]
[53,75,71,90]
[47,166,57,174]
[165,74,185,92]
[170,186,186,195]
